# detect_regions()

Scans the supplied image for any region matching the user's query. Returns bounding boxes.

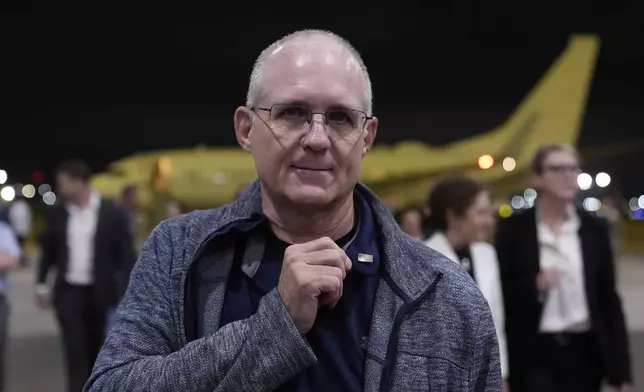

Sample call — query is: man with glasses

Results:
[87,29,501,392]
[496,144,632,392]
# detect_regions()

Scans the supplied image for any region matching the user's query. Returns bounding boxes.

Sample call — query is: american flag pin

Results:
[357,253,373,263]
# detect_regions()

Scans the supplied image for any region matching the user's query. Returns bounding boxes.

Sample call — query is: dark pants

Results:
[522,332,603,392]
[0,296,8,392]
[55,283,107,392]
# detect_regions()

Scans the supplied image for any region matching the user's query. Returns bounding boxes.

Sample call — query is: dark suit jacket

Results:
[495,207,632,387]
[37,197,135,310]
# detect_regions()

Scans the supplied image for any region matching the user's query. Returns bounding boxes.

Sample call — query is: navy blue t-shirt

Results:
[220,194,381,392]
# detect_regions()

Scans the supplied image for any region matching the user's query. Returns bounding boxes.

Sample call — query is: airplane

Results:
[91,34,601,213]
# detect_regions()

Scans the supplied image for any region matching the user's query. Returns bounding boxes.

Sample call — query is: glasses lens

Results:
[546,165,580,174]
[269,104,310,132]
[326,109,366,137]
[262,104,367,141]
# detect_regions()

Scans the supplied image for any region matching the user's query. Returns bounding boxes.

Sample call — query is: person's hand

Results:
[278,237,352,335]
[34,287,50,309]
[503,379,510,392]
[536,268,560,292]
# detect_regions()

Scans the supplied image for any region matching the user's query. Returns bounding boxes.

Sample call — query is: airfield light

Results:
[38,183,51,196]
[502,157,516,172]
[0,170,6,185]
[595,172,611,188]
[524,188,537,200]
[1,186,15,202]
[629,197,639,211]
[511,196,526,209]
[22,184,36,199]
[583,197,601,212]
[43,191,57,206]
[32,170,45,185]
[577,173,592,190]
[478,154,494,170]
[498,203,513,218]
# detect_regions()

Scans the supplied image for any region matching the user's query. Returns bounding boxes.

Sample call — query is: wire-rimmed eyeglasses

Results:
[251,103,372,138]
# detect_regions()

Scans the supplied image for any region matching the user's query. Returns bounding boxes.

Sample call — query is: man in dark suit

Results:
[496,144,632,392]
[35,159,134,392]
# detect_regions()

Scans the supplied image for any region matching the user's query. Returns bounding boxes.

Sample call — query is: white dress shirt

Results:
[537,207,591,333]
[65,192,101,286]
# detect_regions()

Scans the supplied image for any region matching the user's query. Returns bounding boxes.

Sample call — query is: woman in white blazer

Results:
[424,175,509,389]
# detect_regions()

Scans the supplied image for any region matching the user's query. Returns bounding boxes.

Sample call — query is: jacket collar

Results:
[535,203,580,235]
[66,190,101,214]
[522,205,590,230]
[227,180,441,302]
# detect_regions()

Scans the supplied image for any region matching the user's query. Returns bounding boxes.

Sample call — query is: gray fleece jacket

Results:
[85,182,501,392]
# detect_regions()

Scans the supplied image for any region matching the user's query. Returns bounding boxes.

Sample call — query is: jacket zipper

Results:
[180,216,264,345]
[378,274,442,392]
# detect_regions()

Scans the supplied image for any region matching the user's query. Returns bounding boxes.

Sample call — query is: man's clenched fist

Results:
[277,237,352,335]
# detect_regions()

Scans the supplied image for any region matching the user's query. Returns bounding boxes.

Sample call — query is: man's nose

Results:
[302,114,331,151]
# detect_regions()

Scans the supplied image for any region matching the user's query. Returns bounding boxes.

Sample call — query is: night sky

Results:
[3,2,643,195]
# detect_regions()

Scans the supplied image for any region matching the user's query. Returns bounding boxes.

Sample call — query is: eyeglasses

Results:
[252,103,372,139]
[542,164,581,175]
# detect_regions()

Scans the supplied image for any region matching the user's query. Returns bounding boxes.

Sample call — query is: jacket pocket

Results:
[389,353,429,392]
[388,353,469,392]
[426,356,469,391]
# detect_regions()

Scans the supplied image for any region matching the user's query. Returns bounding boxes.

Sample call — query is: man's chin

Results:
[284,186,335,206]
[557,190,578,202]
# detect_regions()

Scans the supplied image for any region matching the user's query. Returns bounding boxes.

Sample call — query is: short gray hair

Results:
[245,29,373,115]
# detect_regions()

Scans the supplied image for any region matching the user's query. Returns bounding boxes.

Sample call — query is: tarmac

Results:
[5,255,644,391]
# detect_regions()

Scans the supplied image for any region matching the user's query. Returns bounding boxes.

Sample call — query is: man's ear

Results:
[362,116,378,156]
[234,106,253,152]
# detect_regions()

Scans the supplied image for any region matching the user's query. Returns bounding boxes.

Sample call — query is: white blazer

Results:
[425,233,509,378]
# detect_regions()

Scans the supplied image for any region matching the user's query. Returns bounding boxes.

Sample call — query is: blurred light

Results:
[629,197,640,211]
[0,170,6,185]
[157,156,172,175]
[639,195,644,209]
[498,204,513,218]
[43,191,56,206]
[22,184,36,198]
[32,170,45,185]
[595,172,611,188]
[633,209,644,221]
[511,196,526,209]
[38,183,51,196]
[0,186,15,202]
[577,173,592,190]
[477,154,494,170]
[524,188,538,201]
[502,157,516,172]
[583,197,601,212]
